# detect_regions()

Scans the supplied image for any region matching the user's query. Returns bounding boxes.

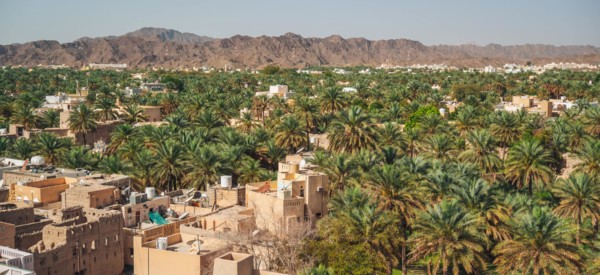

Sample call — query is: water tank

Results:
[145,187,156,199]
[30,156,45,166]
[439,108,446,114]
[560,96,567,102]
[156,237,168,250]
[220,175,232,188]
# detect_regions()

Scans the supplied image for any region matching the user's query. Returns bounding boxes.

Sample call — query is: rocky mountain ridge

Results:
[1,27,598,69]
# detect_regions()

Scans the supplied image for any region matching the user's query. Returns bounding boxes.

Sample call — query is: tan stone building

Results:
[29,207,124,275]
[61,174,131,209]
[245,156,328,235]
[132,231,232,275]
[13,177,73,207]
[213,252,287,275]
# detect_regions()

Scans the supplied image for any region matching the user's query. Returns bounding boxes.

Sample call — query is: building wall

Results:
[62,186,118,209]
[538,101,553,118]
[3,172,42,187]
[512,96,533,107]
[30,208,124,275]
[213,253,254,275]
[141,106,161,122]
[14,182,69,205]
[123,217,196,266]
[246,190,304,235]
[133,234,203,275]
[0,204,35,226]
[76,121,123,146]
[0,222,16,247]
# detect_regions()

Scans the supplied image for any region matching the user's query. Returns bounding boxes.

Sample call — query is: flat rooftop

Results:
[165,237,228,255]
[77,174,129,185]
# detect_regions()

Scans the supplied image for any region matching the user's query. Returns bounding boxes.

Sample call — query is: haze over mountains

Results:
[1,27,599,69]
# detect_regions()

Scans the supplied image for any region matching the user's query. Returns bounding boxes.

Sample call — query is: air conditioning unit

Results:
[316,187,324,193]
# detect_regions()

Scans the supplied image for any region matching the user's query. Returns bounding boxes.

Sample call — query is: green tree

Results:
[11,104,37,130]
[552,173,600,245]
[68,104,97,146]
[274,116,306,153]
[153,140,185,191]
[504,139,554,196]
[34,133,69,165]
[459,129,501,175]
[493,207,582,275]
[328,106,377,154]
[409,200,488,275]
[122,104,148,124]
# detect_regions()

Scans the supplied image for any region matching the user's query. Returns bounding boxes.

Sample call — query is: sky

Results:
[0,0,599,46]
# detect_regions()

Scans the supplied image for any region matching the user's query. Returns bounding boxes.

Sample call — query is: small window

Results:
[129,248,134,256]
[316,213,322,218]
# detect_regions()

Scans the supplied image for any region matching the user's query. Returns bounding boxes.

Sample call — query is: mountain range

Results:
[1,27,599,69]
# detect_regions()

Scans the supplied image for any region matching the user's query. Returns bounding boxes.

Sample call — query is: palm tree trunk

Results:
[576,207,582,245]
[401,242,407,275]
[82,132,87,146]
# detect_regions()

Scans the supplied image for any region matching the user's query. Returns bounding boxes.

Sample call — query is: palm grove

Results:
[1,67,600,274]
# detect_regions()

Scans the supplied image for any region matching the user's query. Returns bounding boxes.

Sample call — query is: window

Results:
[129,248,134,257]
[72,246,77,256]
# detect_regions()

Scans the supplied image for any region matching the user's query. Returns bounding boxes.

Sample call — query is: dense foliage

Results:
[1,66,600,274]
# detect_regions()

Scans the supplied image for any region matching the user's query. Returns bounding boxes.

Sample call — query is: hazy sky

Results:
[0,0,599,46]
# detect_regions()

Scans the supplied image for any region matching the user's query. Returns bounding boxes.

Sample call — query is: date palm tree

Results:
[422,134,455,163]
[320,153,360,197]
[367,164,422,274]
[238,158,269,185]
[294,97,318,151]
[346,201,398,274]
[320,87,346,114]
[0,138,12,156]
[106,124,137,154]
[152,140,185,191]
[409,200,488,275]
[184,146,228,190]
[131,149,156,188]
[455,106,479,137]
[34,133,68,165]
[10,138,36,160]
[68,104,97,146]
[252,95,270,125]
[122,104,148,125]
[552,173,600,245]
[504,139,554,196]
[328,106,377,154]
[38,109,60,128]
[582,107,600,137]
[274,116,306,153]
[493,207,582,274]
[451,178,511,240]
[160,92,178,116]
[459,129,501,175]
[490,111,521,159]
[60,145,96,169]
[95,97,117,122]
[574,138,600,180]
[328,187,371,217]
[98,155,131,174]
[11,104,37,130]
[237,112,259,134]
